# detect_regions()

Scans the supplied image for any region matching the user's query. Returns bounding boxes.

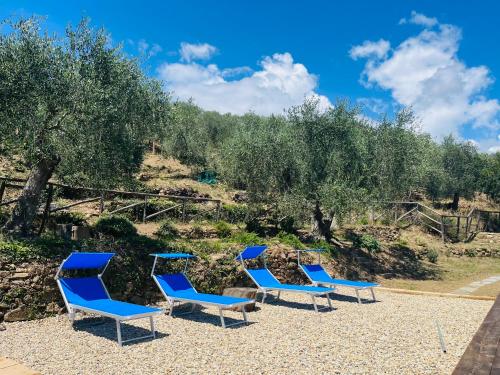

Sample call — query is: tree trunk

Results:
[3,156,60,236]
[311,201,333,242]
[310,201,344,247]
[451,192,460,211]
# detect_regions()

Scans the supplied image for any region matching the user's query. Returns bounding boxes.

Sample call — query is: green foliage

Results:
[347,232,381,254]
[221,204,248,224]
[479,152,500,202]
[51,211,87,226]
[0,235,71,262]
[230,231,263,245]
[94,215,137,237]
[359,235,381,254]
[0,17,170,188]
[155,220,179,240]
[214,221,232,238]
[425,249,439,263]
[275,232,305,249]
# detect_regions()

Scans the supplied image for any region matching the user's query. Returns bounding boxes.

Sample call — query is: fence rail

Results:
[0,176,222,233]
[376,201,499,242]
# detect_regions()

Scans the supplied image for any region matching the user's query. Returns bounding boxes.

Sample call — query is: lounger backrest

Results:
[301,264,332,283]
[246,268,281,287]
[59,277,109,305]
[154,273,195,296]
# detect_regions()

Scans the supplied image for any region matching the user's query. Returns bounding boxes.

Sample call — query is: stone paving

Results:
[453,275,500,295]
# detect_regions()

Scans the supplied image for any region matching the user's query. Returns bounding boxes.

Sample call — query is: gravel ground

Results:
[0,291,492,375]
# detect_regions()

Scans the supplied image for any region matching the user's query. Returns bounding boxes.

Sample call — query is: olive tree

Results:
[0,18,170,235]
[440,136,481,210]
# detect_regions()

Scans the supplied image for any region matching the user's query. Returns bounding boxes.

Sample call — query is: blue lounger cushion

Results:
[59,277,161,318]
[301,264,379,288]
[76,299,161,318]
[246,268,333,293]
[154,274,252,306]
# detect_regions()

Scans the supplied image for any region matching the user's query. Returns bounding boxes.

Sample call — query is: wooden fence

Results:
[0,176,221,234]
[382,201,499,242]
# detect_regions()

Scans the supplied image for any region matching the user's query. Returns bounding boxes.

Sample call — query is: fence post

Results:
[182,200,186,222]
[457,216,461,240]
[99,191,105,215]
[215,201,221,221]
[0,181,5,204]
[142,196,148,223]
[441,216,445,242]
[38,184,54,235]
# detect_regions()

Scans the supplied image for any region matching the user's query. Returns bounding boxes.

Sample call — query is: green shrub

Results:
[155,220,179,240]
[214,221,232,238]
[464,248,476,257]
[0,235,71,262]
[276,232,304,249]
[230,231,263,245]
[221,204,248,223]
[357,216,369,225]
[426,248,439,263]
[51,211,87,226]
[278,216,296,234]
[94,215,137,237]
[360,235,381,254]
[348,232,381,254]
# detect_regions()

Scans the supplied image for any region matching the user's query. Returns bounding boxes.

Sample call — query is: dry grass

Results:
[380,254,500,295]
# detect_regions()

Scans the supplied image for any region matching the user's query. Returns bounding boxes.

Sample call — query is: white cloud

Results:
[129,39,163,58]
[357,97,388,115]
[351,13,500,141]
[488,146,500,153]
[349,39,391,60]
[180,42,217,62]
[158,51,331,115]
[399,11,438,28]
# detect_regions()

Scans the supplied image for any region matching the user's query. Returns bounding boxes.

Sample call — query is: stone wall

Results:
[0,260,62,323]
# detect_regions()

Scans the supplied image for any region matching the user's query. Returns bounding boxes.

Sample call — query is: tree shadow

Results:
[169,306,256,328]
[336,243,441,281]
[258,294,336,312]
[73,317,168,345]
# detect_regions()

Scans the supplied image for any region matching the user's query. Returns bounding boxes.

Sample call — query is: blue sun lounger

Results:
[236,245,334,312]
[298,249,379,303]
[55,252,163,346]
[151,253,254,328]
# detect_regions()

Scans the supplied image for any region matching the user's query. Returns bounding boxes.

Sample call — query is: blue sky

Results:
[2,0,500,152]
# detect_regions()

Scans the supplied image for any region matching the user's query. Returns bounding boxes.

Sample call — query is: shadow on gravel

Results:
[73,317,168,345]
[170,307,257,328]
[327,292,379,304]
[260,295,336,312]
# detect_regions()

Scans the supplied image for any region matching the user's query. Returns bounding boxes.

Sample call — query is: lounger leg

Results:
[116,320,123,346]
[68,310,76,325]
[169,300,175,316]
[276,291,281,300]
[311,295,318,313]
[355,289,361,304]
[326,294,332,310]
[370,288,376,301]
[219,308,226,328]
[241,306,248,325]
[261,291,267,304]
[149,316,156,338]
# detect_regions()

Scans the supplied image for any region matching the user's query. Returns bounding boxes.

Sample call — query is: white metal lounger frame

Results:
[55,255,161,346]
[151,254,251,328]
[237,252,332,313]
[297,249,377,304]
